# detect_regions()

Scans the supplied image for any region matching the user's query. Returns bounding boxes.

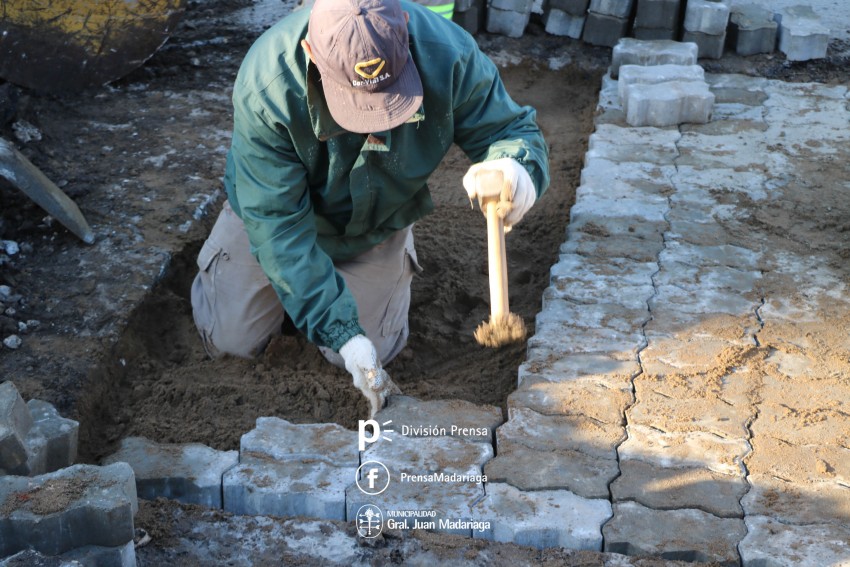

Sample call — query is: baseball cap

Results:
[307,0,423,134]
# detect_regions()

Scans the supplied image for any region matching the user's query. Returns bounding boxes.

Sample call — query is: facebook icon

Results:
[356,460,390,496]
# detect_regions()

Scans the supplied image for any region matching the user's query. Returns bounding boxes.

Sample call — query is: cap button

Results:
[352,6,363,15]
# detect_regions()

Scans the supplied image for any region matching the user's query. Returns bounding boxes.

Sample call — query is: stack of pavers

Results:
[583,0,635,47]
[453,0,486,35]
[612,38,714,127]
[543,0,588,39]
[1,381,139,567]
[727,4,777,56]
[632,0,681,40]
[485,0,533,37]
[681,0,730,59]
[773,5,829,61]
[472,0,829,66]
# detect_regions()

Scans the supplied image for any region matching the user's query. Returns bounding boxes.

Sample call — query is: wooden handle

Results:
[484,197,509,320]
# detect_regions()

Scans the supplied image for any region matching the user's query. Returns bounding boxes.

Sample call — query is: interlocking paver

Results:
[473,483,612,550]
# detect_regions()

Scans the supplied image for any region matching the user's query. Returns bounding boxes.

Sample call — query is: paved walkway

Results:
[494,71,850,563]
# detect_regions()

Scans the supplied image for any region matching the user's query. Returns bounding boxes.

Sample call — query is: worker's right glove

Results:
[463,157,536,231]
[339,334,402,418]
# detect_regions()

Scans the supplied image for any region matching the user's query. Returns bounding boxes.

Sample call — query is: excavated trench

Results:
[75,64,605,463]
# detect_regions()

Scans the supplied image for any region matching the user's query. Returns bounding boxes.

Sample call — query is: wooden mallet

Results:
[473,170,527,348]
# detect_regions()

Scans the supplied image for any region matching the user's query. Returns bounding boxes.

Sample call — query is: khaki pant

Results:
[191,201,421,367]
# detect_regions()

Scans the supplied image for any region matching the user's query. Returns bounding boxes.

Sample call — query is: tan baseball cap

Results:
[307,0,423,134]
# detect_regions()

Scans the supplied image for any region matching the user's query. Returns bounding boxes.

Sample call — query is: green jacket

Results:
[225,1,549,352]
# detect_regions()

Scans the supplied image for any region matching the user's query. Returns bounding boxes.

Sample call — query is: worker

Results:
[191,0,549,415]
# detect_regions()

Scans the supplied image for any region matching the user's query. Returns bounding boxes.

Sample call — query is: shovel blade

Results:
[0,137,95,244]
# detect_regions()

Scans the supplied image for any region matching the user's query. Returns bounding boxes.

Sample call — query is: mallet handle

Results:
[484,197,509,321]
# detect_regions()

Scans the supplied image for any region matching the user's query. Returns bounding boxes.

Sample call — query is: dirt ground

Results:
[2,0,850,564]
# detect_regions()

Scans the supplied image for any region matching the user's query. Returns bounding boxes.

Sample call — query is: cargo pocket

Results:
[380,241,423,337]
[192,240,224,354]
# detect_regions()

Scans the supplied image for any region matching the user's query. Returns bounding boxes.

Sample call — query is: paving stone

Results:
[582,12,630,47]
[509,375,632,424]
[671,165,769,201]
[603,501,746,565]
[704,73,768,105]
[728,5,778,56]
[240,416,358,467]
[374,396,502,444]
[675,130,778,170]
[473,483,611,550]
[485,6,531,37]
[739,515,850,567]
[636,359,759,408]
[484,443,618,498]
[619,424,748,476]
[223,460,354,520]
[617,64,705,104]
[681,103,767,134]
[742,473,850,525]
[489,0,532,12]
[102,436,237,508]
[536,297,650,335]
[661,240,761,270]
[519,353,641,388]
[568,195,669,228]
[549,254,657,310]
[548,0,589,16]
[753,379,850,447]
[528,324,645,359]
[0,463,137,557]
[629,381,752,439]
[561,232,664,262]
[745,435,850,486]
[640,333,754,376]
[632,27,677,41]
[588,0,633,18]
[363,435,493,477]
[683,0,729,35]
[345,479,484,536]
[655,262,762,295]
[61,542,136,567]
[625,80,715,127]
[774,6,829,61]
[611,459,746,518]
[0,549,79,566]
[633,0,681,29]
[682,30,726,59]
[27,400,78,473]
[566,203,668,240]
[500,407,625,460]
[5,427,48,477]
[544,9,585,37]
[612,38,698,78]
[578,178,670,205]
[582,157,676,192]
[0,381,33,471]
[453,6,483,34]
[652,285,759,316]
[588,123,682,161]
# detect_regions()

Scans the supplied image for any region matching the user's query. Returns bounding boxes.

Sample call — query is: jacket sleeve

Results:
[228,82,365,351]
[451,34,550,198]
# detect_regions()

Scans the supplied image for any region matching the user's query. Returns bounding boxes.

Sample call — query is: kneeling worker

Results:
[191,0,550,415]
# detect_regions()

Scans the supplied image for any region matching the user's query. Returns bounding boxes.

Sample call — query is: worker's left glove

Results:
[339,334,402,418]
[463,157,536,231]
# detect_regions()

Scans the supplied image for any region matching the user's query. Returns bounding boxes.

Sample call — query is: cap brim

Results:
[321,52,423,134]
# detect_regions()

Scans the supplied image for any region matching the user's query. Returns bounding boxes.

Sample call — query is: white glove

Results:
[339,334,401,417]
[463,157,536,230]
